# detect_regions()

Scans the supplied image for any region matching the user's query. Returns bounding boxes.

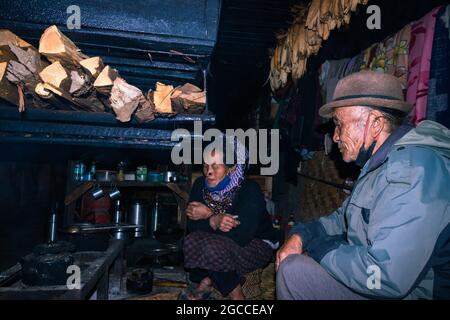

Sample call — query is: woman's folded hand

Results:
[209,213,240,232]
[186,201,213,220]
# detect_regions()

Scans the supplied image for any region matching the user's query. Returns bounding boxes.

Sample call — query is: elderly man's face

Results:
[332,107,368,162]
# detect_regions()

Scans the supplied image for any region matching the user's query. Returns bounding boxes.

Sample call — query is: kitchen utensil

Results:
[109,185,121,200]
[59,223,110,251]
[91,185,105,199]
[63,223,137,233]
[48,211,57,243]
[127,199,149,238]
[112,199,122,224]
[149,196,160,237]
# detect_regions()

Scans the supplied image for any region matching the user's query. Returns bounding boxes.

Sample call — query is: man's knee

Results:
[277,254,313,282]
[276,254,321,297]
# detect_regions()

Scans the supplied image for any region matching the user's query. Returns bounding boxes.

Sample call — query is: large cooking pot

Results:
[110,225,135,245]
[127,199,149,238]
[21,252,74,286]
[21,241,76,286]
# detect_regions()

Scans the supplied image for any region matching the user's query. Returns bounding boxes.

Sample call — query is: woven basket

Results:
[242,268,263,300]
[299,151,348,221]
[209,268,263,300]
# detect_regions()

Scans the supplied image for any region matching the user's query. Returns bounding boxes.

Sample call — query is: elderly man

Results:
[276,71,450,300]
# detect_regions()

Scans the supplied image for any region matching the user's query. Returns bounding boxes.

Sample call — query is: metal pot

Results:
[127,199,149,238]
[59,224,110,251]
[126,268,153,294]
[110,225,135,245]
[21,252,74,286]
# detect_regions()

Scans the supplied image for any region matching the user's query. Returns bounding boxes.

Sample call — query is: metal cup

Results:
[109,186,121,200]
[91,185,105,199]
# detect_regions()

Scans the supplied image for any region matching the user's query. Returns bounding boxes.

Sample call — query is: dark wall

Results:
[207,59,271,130]
[0,145,67,270]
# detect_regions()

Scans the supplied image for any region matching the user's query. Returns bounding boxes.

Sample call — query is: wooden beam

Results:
[64,181,94,206]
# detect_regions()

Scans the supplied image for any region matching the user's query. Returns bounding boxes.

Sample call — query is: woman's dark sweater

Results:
[186,177,280,247]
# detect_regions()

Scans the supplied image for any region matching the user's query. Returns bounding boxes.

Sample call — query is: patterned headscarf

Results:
[203,134,249,214]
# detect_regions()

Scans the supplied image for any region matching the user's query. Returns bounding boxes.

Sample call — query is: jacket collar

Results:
[362,124,412,174]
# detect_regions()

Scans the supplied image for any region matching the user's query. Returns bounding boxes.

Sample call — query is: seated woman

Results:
[183,137,280,300]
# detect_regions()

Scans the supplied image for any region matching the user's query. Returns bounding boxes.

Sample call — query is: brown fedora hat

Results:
[319,70,412,118]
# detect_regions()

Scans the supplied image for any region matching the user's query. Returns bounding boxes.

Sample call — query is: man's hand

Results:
[276,234,303,271]
[209,213,240,232]
[186,201,213,220]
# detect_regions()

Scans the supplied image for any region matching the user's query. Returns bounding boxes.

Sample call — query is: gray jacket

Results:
[290,120,450,299]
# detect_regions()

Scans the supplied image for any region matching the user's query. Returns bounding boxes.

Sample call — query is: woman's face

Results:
[203,150,228,188]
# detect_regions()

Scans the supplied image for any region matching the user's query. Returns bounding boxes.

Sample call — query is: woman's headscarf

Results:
[203,134,249,213]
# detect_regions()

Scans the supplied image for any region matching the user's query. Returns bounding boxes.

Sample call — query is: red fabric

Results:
[406,6,442,125]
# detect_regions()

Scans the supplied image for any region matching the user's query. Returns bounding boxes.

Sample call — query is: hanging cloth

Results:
[406,6,442,125]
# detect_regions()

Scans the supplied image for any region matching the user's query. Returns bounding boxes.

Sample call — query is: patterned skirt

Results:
[183,231,273,276]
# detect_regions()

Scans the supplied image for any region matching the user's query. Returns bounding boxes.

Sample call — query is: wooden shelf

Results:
[67,180,189,205]
[76,180,169,188]
[63,161,191,229]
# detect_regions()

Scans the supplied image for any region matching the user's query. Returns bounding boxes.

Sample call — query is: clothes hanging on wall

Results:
[369,24,411,89]
[406,6,442,126]
[319,59,350,103]
[427,5,450,128]
[318,6,449,128]
[354,43,378,72]
[318,23,412,103]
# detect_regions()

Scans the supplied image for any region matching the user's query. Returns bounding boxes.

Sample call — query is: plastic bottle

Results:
[90,161,96,176]
[73,161,81,181]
